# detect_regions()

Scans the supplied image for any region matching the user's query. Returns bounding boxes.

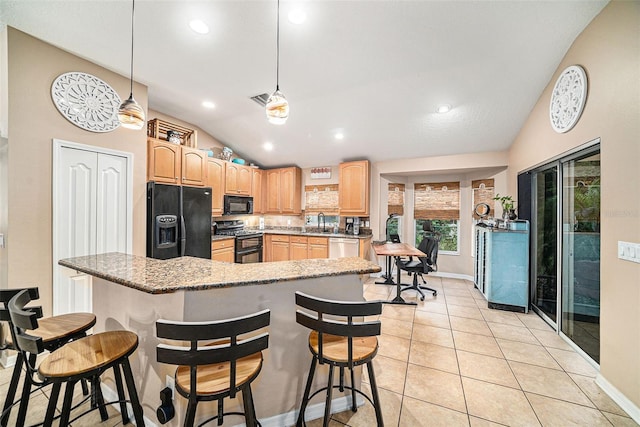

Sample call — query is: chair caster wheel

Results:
[420,296,425,301]
[432,292,437,296]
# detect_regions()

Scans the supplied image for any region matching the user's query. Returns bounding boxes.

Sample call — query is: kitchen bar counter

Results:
[59,252,380,426]
[59,252,380,294]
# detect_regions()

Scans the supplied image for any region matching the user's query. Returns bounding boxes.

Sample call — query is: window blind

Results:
[414,182,460,220]
[304,184,339,215]
[388,183,405,216]
[472,179,495,219]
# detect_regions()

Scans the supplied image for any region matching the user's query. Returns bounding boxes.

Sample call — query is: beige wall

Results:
[371,151,510,275]
[3,28,148,316]
[508,1,640,411]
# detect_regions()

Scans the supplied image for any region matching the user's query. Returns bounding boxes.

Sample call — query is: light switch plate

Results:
[618,241,640,263]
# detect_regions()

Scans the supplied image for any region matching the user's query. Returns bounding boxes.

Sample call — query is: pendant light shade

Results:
[118,0,145,130]
[266,0,288,125]
[266,88,289,125]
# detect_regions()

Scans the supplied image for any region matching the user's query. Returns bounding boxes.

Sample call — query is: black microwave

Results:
[224,195,253,215]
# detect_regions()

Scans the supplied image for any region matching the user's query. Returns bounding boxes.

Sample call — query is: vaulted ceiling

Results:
[1,0,608,168]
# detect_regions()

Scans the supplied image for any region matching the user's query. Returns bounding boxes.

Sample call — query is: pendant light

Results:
[118,0,145,130]
[265,0,289,125]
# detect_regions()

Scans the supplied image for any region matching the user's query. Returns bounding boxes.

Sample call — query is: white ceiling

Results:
[1,0,607,168]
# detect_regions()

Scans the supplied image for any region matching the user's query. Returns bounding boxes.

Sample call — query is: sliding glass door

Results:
[532,165,559,324]
[561,152,601,362]
[528,143,600,363]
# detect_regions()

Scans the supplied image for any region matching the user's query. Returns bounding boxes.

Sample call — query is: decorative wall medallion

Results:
[51,72,121,132]
[549,65,587,133]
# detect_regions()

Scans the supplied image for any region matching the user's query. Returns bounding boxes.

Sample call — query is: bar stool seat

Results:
[8,290,146,427]
[175,351,263,396]
[308,331,377,364]
[1,288,96,426]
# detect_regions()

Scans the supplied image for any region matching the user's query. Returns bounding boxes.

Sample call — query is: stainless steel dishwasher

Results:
[329,237,360,258]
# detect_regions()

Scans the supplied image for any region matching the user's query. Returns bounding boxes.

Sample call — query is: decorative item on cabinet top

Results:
[147,118,197,147]
[310,167,331,179]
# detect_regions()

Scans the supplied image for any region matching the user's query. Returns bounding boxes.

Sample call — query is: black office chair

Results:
[398,222,439,301]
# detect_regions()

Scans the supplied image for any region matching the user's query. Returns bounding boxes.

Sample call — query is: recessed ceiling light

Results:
[288,9,307,25]
[263,142,274,151]
[334,133,345,140]
[189,20,209,35]
[202,101,215,109]
[437,104,452,114]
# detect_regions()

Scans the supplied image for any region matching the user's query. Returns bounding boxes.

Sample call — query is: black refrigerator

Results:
[147,182,212,259]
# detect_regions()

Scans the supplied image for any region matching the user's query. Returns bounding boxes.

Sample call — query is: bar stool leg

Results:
[350,367,357,412]
[242,385,257,427]
[43,382,61,427]
[0,352,23,426]
[366,361,384,427]
[59,381,76,427]
[323,364,334,427]
[296,357,317,427]
[121,357,146,426]
[92,376,109,421]
[185,397,198,427]
[15,354,36,427]
[113,364,130,424]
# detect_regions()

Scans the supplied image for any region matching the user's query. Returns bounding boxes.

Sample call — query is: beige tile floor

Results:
[0,276,638,426]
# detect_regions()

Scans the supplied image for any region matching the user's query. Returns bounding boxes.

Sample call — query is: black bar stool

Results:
[0,287,96,426]
[7,289,145,426]
[156,309,271,427]
[295,291,384,427]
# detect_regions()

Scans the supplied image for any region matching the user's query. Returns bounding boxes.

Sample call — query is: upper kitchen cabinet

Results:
[265,167,302,215]
[147,138,206,186]
[181,146,207,187]
[252,168,264,214]
[206,157,226,216]
[147,138,181,184]
[225,162,252,196]
[339,160,370,216]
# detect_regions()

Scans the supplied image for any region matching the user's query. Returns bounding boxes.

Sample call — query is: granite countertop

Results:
[59,252,381,295]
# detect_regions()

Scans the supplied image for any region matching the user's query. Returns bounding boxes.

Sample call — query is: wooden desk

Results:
[373,243,426,305]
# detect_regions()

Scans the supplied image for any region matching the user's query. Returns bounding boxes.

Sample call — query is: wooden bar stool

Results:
[7,289,145,427]
[295,292,384,427]
[0,287,96,426]
[156,309,270,427]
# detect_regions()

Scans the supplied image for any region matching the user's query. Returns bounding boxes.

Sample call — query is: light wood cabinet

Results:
[252,168,264,214]
[339,160,370,216]
[225,162,252,195]
[290,236,308,260]
[267,234,290,262]
[308,237,329,259]
[206,158,225,215]
[358,237,371,260]
[211,238,235,263]
[181,146,207,187]
[147,138,181,184]
[147,138,206,187]
[265,167,302,215]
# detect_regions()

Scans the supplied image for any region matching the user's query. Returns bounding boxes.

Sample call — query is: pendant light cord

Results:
[276,0,280,91]
[129,0,136,96]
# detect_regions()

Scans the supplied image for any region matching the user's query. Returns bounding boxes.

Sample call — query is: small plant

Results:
[493,194,515,212]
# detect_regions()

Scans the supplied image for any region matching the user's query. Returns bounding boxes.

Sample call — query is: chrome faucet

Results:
[318,212,326,232]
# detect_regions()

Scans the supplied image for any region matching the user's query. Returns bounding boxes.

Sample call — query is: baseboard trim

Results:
[431,271,474,282]
[102,383,358,427]
[596,373,640,424]
[0,350,16,368]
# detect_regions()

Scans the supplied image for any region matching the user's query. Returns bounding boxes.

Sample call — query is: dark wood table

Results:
[373,243,426,305]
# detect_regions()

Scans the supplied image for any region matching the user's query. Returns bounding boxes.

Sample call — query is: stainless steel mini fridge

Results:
[147,182,212,259]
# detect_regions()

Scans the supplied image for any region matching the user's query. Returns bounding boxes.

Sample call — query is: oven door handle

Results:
[236,247,262,255]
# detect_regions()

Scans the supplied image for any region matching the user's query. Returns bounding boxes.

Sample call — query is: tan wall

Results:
[507,1,640,410]
[4,28,148,316]
[371,151,510,276]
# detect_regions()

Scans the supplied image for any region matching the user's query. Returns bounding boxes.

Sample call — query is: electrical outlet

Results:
[165,375,175,399]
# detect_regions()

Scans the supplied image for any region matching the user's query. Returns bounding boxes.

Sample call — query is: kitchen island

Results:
[59,253,380,427]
